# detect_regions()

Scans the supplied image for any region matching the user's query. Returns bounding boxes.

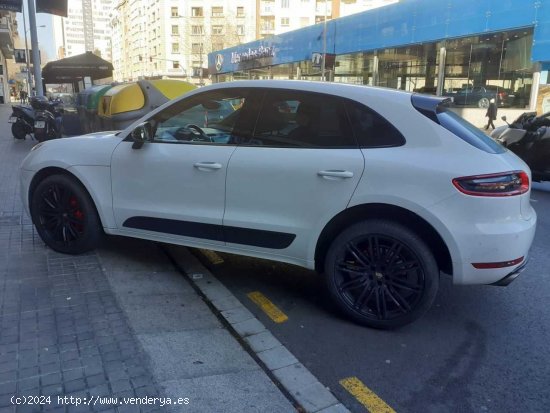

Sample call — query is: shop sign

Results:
[231,46,275,64]
[0,0,22,12]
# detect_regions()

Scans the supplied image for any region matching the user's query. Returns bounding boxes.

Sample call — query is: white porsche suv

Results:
[20,80,536,328]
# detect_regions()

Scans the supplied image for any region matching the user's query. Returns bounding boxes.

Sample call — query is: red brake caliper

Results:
[69,196,84,231]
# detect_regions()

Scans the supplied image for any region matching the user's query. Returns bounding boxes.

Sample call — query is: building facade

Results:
[110,0,257,84]
[209,0,550,111]
[0,10,16,103]
[53,0,113,61]
[109,0,389,84]
[256,0,397,38]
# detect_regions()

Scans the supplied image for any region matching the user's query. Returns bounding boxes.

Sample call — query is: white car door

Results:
[223,89,365,262]
[111,88,255,246]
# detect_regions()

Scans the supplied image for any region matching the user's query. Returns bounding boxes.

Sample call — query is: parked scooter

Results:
[492,111,550,147]
[500,123,550,182]
[30,96,64,142]
[8,103,35,140]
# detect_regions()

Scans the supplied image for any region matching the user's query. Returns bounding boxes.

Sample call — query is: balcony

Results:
[0,17,15,58]
[260,26,275,35]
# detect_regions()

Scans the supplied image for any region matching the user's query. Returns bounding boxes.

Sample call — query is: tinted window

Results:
[436,109,505,154]
[249,90,356,148]
[151,88,255,144]
[346,102,405,148]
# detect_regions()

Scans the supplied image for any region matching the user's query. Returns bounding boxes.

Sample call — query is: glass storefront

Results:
[212,28,535,109]
[442,28,534,108]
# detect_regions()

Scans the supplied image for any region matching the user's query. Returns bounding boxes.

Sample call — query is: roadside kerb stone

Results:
[164,244,350,413]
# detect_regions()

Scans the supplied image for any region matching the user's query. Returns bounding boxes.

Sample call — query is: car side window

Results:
[248,90,356,148]
[346,102,405,148]
[151,88,254,145]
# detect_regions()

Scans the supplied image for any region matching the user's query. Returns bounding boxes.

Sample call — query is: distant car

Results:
[20,80,536,329]
[445,86,511,108]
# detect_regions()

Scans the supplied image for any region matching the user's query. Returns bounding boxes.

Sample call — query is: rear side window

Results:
[250,90,357,148]
[436,109,505,154]
[411,94,505,154]
[345,102,405,148]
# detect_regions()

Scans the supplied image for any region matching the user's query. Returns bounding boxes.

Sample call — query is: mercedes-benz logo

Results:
[215,54,224,72]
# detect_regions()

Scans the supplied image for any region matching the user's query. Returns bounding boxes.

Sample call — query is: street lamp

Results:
[21,1,45,94]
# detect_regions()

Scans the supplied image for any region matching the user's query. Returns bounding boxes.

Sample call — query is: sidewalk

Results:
[0,104,295,413]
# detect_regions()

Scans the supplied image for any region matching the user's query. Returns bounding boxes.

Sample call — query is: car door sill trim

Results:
[123,216,295,249]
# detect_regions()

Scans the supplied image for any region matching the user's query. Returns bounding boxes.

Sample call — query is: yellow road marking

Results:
[198,249,224,265]
[340,377,396,413]
[247,291,289,323]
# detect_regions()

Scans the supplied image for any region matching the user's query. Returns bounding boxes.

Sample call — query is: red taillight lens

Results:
[452,171,529,197]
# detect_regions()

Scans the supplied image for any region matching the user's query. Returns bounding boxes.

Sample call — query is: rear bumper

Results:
[490,255,529,286]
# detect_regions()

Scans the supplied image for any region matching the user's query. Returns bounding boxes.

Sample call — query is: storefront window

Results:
[334,52,375,85]
[442,29,534,108]
[377,44,439,93]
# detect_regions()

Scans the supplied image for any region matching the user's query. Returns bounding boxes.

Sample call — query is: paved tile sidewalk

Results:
[0,104,167,413]
[0,104,295,413]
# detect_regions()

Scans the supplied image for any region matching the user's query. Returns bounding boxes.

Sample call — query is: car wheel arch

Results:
[314,203,453,276]
[29,167,105,229]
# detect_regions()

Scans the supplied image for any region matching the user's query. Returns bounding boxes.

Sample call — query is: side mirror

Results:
[501,115,507,122]
[131,122,152,149]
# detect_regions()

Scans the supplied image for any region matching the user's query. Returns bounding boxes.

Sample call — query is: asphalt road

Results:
[195,182,550,413]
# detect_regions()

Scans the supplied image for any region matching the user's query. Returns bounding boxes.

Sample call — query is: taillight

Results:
[452,171,529,197]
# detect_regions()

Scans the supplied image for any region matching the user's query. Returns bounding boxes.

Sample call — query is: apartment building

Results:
[52,0,114,61]
[257,0,398,38]
[110,0,257,84]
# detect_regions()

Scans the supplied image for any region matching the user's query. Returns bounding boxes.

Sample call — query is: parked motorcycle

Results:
[30,96,64,142]
[491,111,550,146]
[8,103,35,140]
[497,122,550,182]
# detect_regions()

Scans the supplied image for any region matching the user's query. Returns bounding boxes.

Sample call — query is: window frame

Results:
[138,88,261,146]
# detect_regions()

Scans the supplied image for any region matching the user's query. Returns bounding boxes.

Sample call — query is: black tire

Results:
[34,129,47,143]
[12,121,28,139]
[30,174,102,254]
[325,219,439,329]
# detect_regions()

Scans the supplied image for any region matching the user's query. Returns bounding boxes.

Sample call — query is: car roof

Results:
[193,79,414,107]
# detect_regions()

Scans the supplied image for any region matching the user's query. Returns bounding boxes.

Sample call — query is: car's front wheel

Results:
[30,174,102,254]
[325,220,439,329]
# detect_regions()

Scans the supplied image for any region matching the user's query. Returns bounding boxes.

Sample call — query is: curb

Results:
[162,244,350,413]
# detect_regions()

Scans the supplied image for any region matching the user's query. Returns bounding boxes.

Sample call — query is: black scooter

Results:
[507,126,550,182]
[30,96,64,143]
[8,103,35,140]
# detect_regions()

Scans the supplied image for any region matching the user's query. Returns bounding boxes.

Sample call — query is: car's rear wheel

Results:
[30,174,102,254]
[325,219,439,329]
[478,97,490,108]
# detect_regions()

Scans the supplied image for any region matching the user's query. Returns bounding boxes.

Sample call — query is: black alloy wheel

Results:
[30,174,102,254]
[325,220,439,329]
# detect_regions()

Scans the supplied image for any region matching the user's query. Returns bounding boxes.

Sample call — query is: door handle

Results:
[194,162,223,171]
[318,170,354,179]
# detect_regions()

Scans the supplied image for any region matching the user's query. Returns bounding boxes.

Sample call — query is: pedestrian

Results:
[19,89,24,103]
[485,98,497,130]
